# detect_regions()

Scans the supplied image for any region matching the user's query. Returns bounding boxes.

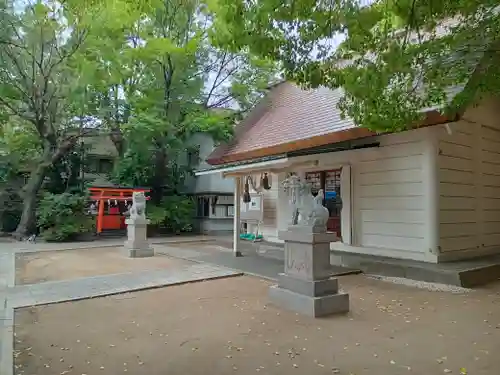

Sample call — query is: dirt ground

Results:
[15,247,190,285]
[14,275,500,375]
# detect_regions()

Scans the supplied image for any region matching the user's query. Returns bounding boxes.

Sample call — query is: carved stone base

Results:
[269,285,350,317]
[268,227,350,317]
[123,218,153,258]
[123,241,155,258]
[277,273,339,297]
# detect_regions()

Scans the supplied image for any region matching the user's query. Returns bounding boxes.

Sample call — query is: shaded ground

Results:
[15,247,190,285]
[155,241,359,280]
[14,275,500,375]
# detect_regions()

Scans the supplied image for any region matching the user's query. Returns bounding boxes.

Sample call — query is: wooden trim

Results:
[209,127,374,165]
[208,110,457,166]
[340,165,352,245]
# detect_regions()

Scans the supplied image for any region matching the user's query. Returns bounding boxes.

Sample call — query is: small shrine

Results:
[88,186,151,234]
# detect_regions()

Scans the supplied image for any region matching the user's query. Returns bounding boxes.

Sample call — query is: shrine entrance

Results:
[88,186,151,234]
[304,169,342,237]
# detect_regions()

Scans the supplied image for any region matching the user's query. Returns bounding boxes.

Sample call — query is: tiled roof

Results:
[207,13,492,166]
[207,82,360,164]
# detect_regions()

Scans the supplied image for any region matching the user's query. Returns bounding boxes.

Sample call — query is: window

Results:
[305,169,342,236]
[84,157,114,174]
[97,158,114,174]
[196,197,210,217]
[227,205,235,217]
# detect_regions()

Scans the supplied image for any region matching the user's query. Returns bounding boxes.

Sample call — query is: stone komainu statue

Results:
[129,191,146,220]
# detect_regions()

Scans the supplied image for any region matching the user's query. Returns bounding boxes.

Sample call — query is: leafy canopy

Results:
[209,0,500,131]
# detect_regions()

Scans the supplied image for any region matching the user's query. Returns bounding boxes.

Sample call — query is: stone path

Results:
[0,239,241,375]
[2,235,213,254]
[155,243,360,281]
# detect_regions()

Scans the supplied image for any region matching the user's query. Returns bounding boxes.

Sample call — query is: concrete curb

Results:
[0,305,13,375]
[9,270,243,309]
[12,236,215,254]
[0,253,15,290]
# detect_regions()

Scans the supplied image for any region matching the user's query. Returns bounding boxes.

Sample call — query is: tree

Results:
[0,118,40,232]
[92,0,278,200]
[0,0,122,238]
[88,0,278,154]
[208,0,500,131]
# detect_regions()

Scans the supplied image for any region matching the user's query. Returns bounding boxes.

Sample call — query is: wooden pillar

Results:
[97,198,105,233]
[233,176,243,257]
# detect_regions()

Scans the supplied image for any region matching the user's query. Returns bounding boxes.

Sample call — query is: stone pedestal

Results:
[269,227,350,317]
[123,218,154,258]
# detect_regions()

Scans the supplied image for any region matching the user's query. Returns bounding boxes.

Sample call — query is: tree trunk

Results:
[13,140,76,240]
[109,127,125,157]
[151,140,168,204]
[12,162,49,240]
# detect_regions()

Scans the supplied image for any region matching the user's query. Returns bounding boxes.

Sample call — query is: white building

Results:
[197,82,500,264]
[183,132,235,235]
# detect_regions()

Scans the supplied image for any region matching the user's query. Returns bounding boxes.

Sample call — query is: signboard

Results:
[240,193,263,221]
[325,191,337,200]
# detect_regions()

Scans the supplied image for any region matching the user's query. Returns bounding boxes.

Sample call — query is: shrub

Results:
[37,192,94,241]
[147,195,195,233]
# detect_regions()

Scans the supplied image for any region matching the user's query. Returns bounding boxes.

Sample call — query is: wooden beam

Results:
[208,110,456,166]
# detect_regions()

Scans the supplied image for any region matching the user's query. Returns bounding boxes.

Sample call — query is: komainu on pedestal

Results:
[123,192,154,258]
[269,175,350,317]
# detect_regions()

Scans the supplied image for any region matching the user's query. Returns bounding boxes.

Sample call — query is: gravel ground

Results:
[15,247,191,285]
[14,274,500,375]
[367,275,474,293]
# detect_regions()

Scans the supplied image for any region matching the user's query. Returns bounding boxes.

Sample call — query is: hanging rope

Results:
[243,176,251,203]
[244,173,272,193]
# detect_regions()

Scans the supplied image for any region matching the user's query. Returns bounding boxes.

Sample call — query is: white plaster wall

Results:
[351,130,428,259]
[435,97,500,261]
[276,173,291,232]
[243,173,281,241]
[257,129,435,261]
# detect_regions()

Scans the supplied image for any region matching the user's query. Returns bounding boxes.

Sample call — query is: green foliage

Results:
[36,192,94,242]
[0,184,22,232]
[1,0,279,239]
[147,196,195,232]
[209,0,500,131]
[0,0,134,237]
[45,150,84,194]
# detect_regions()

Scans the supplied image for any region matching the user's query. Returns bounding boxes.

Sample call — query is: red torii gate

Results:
[88,186,151,234]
